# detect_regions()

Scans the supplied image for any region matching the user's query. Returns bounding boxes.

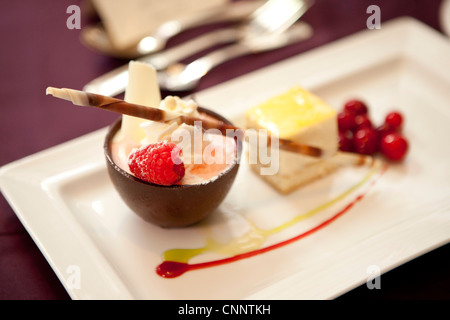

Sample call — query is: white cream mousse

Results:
[111,96,237,185]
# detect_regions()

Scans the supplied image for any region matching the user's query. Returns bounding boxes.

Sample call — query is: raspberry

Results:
[128,142,185,186]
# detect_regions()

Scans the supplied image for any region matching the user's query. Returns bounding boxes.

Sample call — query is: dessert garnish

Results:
[156,162,388,278]
[379,133,408,161]
[45,87,328,159]
[128,141,185,186]
[353,126,379,155]
[343,99,368,115]
[337,99,409,161]
[245,86,374,194]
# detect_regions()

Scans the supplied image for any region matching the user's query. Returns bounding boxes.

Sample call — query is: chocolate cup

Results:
[104,108,241,228]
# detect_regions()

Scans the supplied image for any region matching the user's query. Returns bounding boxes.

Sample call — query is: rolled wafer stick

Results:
[328,151,376,167]
[46,87,326,158]
[46,87,180,122]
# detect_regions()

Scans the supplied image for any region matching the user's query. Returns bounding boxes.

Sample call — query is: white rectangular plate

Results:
[1,17,450,300]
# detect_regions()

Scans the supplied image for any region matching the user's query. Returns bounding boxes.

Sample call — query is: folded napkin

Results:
[91,0,227,50]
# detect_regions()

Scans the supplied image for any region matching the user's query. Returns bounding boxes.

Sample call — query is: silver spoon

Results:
[158,21,313,92]
[80,1,264,59]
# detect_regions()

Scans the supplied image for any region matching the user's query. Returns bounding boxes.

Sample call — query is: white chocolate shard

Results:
[121,61,161,142]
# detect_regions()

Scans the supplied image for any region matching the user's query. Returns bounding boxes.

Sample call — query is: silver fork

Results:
[158,21,313,92]
[148,0,313,70]
[244,0,313,36]
[158,0,314,91]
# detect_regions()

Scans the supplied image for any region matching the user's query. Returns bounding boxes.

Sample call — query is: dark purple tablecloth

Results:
[0,0,448,300]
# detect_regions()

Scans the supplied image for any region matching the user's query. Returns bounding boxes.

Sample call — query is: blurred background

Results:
[0,0,449,299]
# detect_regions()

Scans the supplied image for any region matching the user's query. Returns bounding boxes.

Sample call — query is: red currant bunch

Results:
[337,99,409,161]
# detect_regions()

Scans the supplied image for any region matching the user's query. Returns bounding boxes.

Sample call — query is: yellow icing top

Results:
[246,86,336,138]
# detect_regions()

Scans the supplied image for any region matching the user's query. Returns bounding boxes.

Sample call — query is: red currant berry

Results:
[380,133,408,161]
[337,111,356,132]
[385,111,403,131]
[354,114,372,130]
[375,123,396,139]
[353,127,378,155]
[339,131,353,152]
[344,99,368,115]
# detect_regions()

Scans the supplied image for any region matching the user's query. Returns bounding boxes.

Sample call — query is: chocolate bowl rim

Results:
[104,106,241,189]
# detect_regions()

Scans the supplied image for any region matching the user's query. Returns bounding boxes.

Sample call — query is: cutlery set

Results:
[83,0,314,96]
